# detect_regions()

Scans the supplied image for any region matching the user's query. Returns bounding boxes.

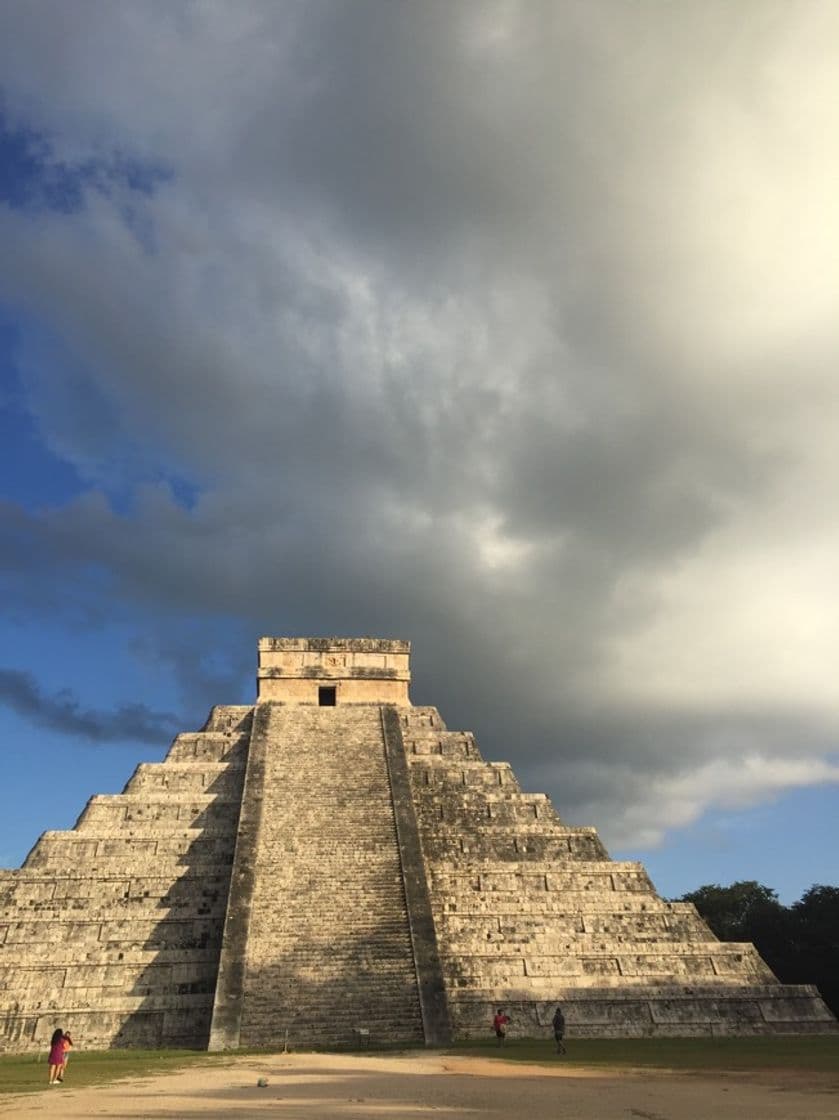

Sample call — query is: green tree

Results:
[788,886,839,1016]
[677,881,839,1018]
[678,880,784,941]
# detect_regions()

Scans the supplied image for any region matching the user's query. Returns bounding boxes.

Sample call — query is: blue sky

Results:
[1,2,838,905]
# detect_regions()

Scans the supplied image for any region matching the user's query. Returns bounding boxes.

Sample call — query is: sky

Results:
[0,1,837,904]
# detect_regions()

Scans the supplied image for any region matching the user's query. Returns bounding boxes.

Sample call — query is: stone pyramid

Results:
[1,638,835,1052]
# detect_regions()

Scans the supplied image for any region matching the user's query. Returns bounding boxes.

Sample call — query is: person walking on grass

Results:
[47,1029,65,1085]
[58,1032,73,1082]
[492,1009,511,1045]
[552,1005,566,1054]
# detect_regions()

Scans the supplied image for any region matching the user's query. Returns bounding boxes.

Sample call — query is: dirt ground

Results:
[2,1050,838,1120]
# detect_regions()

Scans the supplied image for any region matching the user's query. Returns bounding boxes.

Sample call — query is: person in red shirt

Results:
[57,1032,73,1082]
[492,1009,511,1044]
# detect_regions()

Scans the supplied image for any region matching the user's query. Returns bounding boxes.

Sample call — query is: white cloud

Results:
[583,754,839,851]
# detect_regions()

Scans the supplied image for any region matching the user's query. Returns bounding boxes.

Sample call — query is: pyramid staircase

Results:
[210,704,425,1049]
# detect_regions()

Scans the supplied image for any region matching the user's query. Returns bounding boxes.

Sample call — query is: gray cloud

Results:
[0,1,838,849]
[0,668,181,744]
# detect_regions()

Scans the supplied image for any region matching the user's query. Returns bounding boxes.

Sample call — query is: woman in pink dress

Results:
[47,1029,64,1085]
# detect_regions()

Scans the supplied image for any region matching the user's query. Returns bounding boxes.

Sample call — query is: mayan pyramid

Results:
[0,637,835,1052]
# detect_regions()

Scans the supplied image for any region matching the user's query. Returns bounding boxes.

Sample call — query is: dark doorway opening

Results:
[318,686,337,706]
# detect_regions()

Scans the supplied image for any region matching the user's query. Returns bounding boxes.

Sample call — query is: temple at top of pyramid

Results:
[0,637,835,1053]
[256,636,411,705]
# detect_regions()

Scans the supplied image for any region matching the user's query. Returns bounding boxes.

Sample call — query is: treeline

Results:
[676,881,839,1018]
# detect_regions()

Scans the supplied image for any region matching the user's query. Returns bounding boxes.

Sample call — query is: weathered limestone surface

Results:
[0,638,836,1053]
[257,637,410,705]
[210,705,425,1050]
[0,706,252,1052]
[401,706,836,1037]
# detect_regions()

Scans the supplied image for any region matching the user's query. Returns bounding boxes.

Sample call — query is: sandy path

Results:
[2,1051,838,1120]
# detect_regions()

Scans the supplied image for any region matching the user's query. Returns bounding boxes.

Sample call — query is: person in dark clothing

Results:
[552,1005,566,1054]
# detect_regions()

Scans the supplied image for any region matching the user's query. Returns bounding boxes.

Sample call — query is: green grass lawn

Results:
[451,1035,839,1072]
[1,1036,837,1097]
[0,1048,233,1097]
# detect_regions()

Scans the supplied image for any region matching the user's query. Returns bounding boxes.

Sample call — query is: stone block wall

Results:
[256,637,410,705]
[0,706,252,1053]
[210,705,425,1051]
[401,706,838,1038]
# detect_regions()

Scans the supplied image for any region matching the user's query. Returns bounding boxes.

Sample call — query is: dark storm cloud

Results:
[0,1,837,847]
[0,667,181,744]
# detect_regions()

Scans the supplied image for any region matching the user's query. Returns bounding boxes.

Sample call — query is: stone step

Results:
[0,901,228,924]
[1,870,229,899]
[22,834,237,869]
[0,961,217,989]
[432,858,644,874]
[76,795,241,830]
[430,862,653,894]
[0,991,214,1013]
[0,916,223,947]
[433,894,683,915]
[420,833,610,861]
[410,763,519,790]
[440,933,717,953]
[437,940,768,962]
[0,945,223,966]
[400,706,448,728]
[406,742,481,761]
[124,763,245,796]
[201,705,254,734]
[444,956,774,990]
[437,921,728,947]
[417,798,560,826]
[1,1006,215,1051]
[165,731,250,763]
[416,790,554,808]
[438,908,710,940]
[421,819,599,836]
[444,985,839,1037]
